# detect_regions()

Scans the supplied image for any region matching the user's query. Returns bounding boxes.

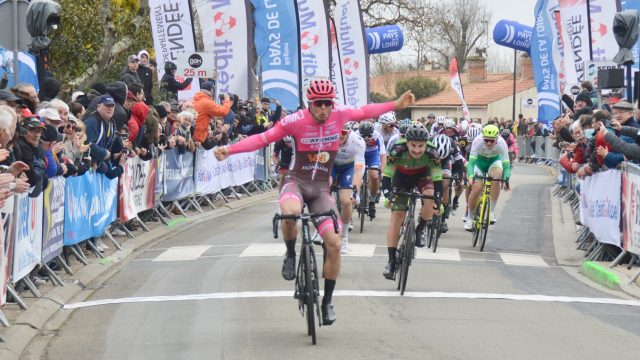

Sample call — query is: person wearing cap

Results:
[49,99,70,124]
[137,50,154,105]
[160,61,192,101]
[121,54,142,87]
[84,95,118,165]
[14,116,48,197]
[0,89,24,112]
[193,81,230,146]
[12,83,39,113]
[611,100,639,129]
[38,107,63,128]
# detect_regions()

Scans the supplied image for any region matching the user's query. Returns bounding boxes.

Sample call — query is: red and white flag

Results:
[449,57,470,121]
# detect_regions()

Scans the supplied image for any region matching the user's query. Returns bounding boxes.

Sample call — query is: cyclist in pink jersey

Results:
[215,78,415,325]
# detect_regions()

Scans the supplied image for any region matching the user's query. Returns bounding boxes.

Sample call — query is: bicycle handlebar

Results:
[392,191,440,201]
[272,210,339,239]
[472,175,508,182]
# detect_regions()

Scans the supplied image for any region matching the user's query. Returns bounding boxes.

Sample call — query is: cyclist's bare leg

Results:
[368,169,380,198]
[489,167,503,204]
[338,189,353,225]
[280,198,303,241]
[420,188,435,221]
[277,171,286,192]
[467,180,484,216]
[386,211,406,249]
[320,225,341,280]
[442,178,450,206]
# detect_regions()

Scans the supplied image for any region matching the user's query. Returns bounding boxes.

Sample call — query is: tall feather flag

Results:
[449,57,471,121]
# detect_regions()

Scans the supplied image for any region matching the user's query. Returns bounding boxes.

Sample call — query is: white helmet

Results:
[283,135,293,142]
[466,127,481,141]
[436,116,446,124]
[443,119,456,129]
[378,112,396,125]
[432,134,452,159]
[344,121,356,130]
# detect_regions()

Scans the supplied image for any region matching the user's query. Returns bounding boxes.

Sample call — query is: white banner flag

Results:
[449,57,470,121]
[558,0,591,85]
[149,0,200,100]
[296,0,332,88]
[579,170,621,247]
[335,0,369,107]
[12,193,43,282]
[194,0,251,99]
[588,0,619,62]
[330,18,346,106]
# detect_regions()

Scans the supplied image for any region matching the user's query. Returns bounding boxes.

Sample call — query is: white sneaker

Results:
[111,228,126,236]
[464,220,474,231]
[490,212,497,225]
[96,238,109,250]
[341,238,349,255]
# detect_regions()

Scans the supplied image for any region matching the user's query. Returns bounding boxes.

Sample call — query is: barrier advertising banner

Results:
[228,152,256,185]
[119,157,156,221]
[588,0,620,62]
[558,0,591,83]
[64,173,118,246]
[0,198,14,305]
[196,150,254,194]
[622,163,640,254]
[12,193,44,282]
[330,18,346,106]
[255,148,266,181]
[163,148,195,201]
[194,0,251,99]
[149,0,200,100]
[42,177,65,263]
[335,0,369,107]
[295,0,331,86]
[252,0,301,111]
[532,0,562,124]
[579,170,622,247]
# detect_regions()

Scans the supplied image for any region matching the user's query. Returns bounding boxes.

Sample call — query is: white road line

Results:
[343,244,376,257]
[152,246,212,262]
[63,290,640,310]
[499,253,550,267]
[415,247,461,262]
[239,243,285,257]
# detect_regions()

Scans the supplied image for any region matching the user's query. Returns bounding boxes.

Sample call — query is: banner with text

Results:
[163,148,195,201]
[622,162,640,254]
[621,0,640,73]
[330,18,346,106]
[579,169,622,247]
[149,0,200,100]
[252,0,301,111]
[119,157,156,221]
[12,193,43,282]
[335,0,369,107]
[558,0,591,84]
[228,151,256,185]
[64,173,118,246]
[449,57,471,122]
[532,0,562,124]
[195,0,251,99]
[0,198,14,306]
[42,178,65,264]
[588,0,619,62]
[295,0,332,88]
[553,10,568,94]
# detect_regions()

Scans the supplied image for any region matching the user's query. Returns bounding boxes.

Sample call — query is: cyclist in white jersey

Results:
[332,122,366,254]
[375,111,399,145]
[359,122,387,219]
[430,116,447,136]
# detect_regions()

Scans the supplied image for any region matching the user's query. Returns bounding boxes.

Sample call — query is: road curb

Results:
[0,190,276,359]
[581,261,621,290]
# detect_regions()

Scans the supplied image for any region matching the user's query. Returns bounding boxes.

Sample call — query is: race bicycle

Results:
[471,175,508,252]
[272,210,339,345]
[357,167,380,233]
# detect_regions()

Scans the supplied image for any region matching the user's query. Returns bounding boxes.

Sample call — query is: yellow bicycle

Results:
[471,175,507,252]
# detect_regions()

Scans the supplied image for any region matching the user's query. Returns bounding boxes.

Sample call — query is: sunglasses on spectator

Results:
[484,138,496,144]
[311,99,334,108]
[65,124,76,130]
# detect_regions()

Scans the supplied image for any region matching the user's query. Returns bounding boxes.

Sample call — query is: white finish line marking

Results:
[342,244,376,257]
[499,253,549,267]
[153,246,212,262]
[62,290,640,310]
[239,243,285,257]
[415,247,461,262]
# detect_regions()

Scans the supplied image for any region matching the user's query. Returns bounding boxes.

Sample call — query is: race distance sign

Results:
[175,52,217,79]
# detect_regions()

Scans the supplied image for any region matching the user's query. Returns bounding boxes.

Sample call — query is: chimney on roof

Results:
[467,57,487,82]
[519,54,533,80]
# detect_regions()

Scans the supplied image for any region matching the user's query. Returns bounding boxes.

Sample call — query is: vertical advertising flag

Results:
[149,0,200,100]
[558,0,592,84]
[532,0,562,124]
[335,0,370,107]
[588,0,620,62]
[252,0,302,111]
[621,0,640,72]
[330,18,346,106]
[295,0,332,88]
[449,57,471,121]
[194,0,252,99]
[553,10,569,94]
[42,177,65,264]
[0,198,14,306]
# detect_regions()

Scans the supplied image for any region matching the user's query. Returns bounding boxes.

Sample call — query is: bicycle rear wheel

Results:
[303,246,317,344]
[479,201,491,252]
[360,181,368,233]
[399,218,415,296]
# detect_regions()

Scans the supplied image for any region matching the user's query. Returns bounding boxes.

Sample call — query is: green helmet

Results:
[482,124,500,138]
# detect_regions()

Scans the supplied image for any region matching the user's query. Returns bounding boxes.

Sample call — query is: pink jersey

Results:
[229,102,395,181]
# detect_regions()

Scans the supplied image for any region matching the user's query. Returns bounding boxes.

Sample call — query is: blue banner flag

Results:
[531,0,561,124]
[252,0,301,111]
[493,20,533,54]
[366,26,404,54]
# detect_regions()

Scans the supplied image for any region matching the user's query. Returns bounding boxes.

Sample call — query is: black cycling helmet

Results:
[404,124,429,141]
[500,128,511,140]
[359,122,374,137]
[164,61,177,72]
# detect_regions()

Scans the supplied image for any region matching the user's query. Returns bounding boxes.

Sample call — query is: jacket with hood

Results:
[14,137,48,197]
[137,50,154,105]
[128,102,149,144]
[87,82,129,130]
[193,91,231,143]
[161,72,192,101]
[121,66,141,87]
[38,77,61,102]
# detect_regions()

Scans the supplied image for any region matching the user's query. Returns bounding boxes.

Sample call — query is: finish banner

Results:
[64,173,118,246]
[119,156,156,222]
[12,193,44,282]
[149,0,200,100]
[449,57,470,122]
[162,148,195,202]
[588,0,620,62]
[558,0,591,83]
[295,0,331,87]
[194,0,252,99]
[622,162,640,254]
[252,0,301,111]
[335,0,369,107]
[0,198,14,306]
[42,177,65,264]
[330,18,346,106]
[579,169,622,247]
[532,0,562,124]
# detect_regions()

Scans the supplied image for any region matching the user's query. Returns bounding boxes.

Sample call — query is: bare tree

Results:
[328,0,420,27]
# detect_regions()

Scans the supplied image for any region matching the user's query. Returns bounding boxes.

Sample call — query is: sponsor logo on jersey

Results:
[301,134,340,144]
[307,151,331,163]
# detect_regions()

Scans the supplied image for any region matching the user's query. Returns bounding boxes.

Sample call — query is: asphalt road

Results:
[37,165,640,359]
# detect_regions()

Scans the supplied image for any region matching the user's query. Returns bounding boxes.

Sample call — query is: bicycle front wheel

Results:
[472,202,482,247]
[479,201,491,252]
[399,218,415,296]
[303,246,317,344]
[360,182,368,233]
[431,215,442,253]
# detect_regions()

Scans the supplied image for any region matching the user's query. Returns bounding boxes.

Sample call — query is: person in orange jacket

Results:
[193,81,231,147]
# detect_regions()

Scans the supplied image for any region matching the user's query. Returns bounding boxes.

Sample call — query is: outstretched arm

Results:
[340,91,415,122]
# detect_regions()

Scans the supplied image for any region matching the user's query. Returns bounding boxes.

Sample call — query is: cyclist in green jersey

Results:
[381,124,443,280]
